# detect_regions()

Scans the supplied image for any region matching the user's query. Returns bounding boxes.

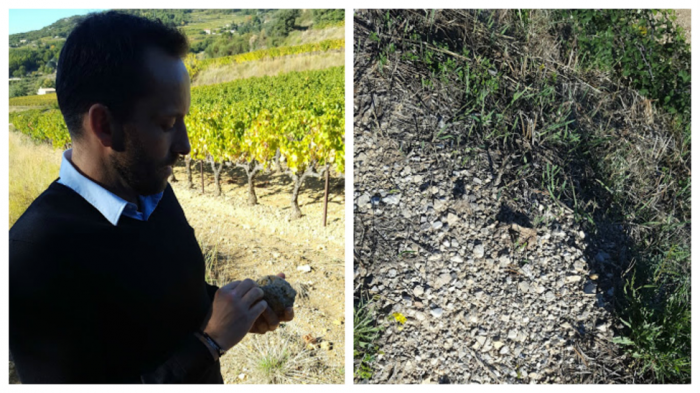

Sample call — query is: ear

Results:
[86,104,125,151]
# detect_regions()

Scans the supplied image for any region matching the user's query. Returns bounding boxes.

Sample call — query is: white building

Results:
[37,87,56,95]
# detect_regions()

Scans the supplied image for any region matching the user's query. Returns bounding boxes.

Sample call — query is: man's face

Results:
[110,47,191,196]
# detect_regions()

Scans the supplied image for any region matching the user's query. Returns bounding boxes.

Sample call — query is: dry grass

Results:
[193,50,345,87]
[221,325,332,384]
[8,129,61,227]
[284,26,345,46]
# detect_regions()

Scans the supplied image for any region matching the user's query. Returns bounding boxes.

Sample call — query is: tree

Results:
[267,9,300,38]
[9,83,28,98]
[40,78,55,88]
[13,66,26,78]
[312,9,344,26]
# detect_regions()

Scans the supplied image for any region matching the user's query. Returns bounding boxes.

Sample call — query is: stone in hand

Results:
[256,275,297,314]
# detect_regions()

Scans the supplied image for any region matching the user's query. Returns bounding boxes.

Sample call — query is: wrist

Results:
[195,331,221,361]
[201,331,227,357]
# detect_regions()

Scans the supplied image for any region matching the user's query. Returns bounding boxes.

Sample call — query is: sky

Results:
[9,9,106,35]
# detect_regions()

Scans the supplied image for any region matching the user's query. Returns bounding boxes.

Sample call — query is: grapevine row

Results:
[185,39,344,79]
[9,66,345,219]
[186,66,344,217]
[9,93,58,107]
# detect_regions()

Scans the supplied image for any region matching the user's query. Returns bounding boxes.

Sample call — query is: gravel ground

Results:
[353,10,629,384]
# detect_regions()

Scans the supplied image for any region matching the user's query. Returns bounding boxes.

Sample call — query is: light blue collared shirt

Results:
[57,149,164,226]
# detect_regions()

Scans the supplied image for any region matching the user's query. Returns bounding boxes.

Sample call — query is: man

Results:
[9,11,293,383]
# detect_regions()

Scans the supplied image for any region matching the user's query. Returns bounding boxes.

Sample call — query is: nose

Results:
[173,118,191,157]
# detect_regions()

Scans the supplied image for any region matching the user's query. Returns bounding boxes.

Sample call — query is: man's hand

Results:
[249,273,295,334]
[203,279,267,351]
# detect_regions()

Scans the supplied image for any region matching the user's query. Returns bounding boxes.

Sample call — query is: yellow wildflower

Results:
[392,312,407,325]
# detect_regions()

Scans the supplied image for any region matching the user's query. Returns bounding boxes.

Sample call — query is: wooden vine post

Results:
[200,160,204,194]
[323,164,330,227]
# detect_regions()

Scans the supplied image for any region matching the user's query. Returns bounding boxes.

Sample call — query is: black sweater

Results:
[10,181,222,383]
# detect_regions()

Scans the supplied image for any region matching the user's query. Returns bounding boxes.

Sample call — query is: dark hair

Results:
[56,11,189,139]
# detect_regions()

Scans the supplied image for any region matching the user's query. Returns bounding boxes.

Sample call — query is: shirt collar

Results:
[56,149,164,226]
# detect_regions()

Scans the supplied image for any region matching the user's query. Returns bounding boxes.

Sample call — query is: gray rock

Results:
[507,329,518,340]
[383,194,401,205]
[450,255,464,263]
[357,193,370,206]
[430,308,444,318]
[565,275,581,283]
[518,281,530,293]
[584,281,597,295]
[435,273,452,288]
[414,286,425,297]
[256,275,297,314]
[432,221,444,230]
[596,251,611,263]
[473,244,485,258]
[447,213,459,226]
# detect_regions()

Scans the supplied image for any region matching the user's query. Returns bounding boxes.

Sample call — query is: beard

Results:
[110,127,177,196]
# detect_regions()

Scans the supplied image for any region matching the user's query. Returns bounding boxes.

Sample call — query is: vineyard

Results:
[186,39,345,80]
[8,93,58,107]
[9,66,345,220]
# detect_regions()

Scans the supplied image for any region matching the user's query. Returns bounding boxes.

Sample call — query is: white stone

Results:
[414,286,424,297]
[357,194,370,206]
[447,213,459,226]
[518,282,530,292]
[435,273,452,288]
[544,291,557,302]
[383,194,401,205]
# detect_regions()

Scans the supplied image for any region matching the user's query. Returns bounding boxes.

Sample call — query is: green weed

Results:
[353,296,384,381]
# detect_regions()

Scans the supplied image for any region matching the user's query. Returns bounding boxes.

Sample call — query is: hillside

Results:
[9,9,344,97]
